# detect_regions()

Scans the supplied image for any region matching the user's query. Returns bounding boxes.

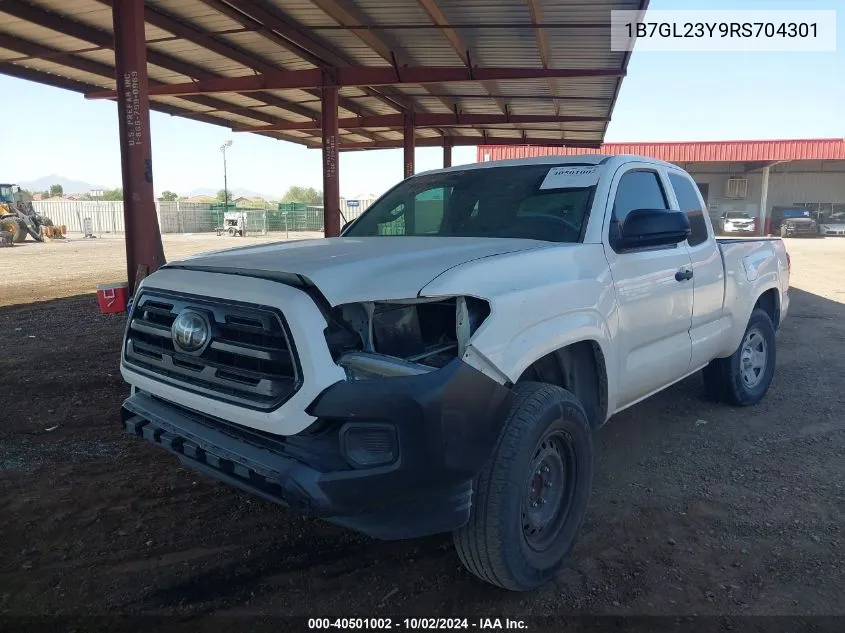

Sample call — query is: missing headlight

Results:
[326,296,490,373]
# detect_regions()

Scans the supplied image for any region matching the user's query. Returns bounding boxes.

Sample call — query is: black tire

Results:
[453,382,594,591]
[702,308,776,406]
[1,217,26,243]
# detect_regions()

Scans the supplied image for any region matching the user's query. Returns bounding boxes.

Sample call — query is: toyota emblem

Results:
[171,309,211,353]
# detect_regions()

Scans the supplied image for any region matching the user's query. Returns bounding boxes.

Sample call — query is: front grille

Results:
[123,291,301,410]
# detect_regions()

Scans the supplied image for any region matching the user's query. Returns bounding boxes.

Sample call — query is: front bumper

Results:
[782,224,818,237]
[121,358,513,540]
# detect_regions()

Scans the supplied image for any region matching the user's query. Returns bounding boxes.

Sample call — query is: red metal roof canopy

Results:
[477,138,845,163]
[0,0,647,150]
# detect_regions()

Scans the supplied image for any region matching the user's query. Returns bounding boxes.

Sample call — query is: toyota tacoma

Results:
[119,154,791,591]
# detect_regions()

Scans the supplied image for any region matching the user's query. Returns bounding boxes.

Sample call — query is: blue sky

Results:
[0,0,841,198]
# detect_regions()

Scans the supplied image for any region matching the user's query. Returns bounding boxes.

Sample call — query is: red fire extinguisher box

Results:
[96,282,129,314]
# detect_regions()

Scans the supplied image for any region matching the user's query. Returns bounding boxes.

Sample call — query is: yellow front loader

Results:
[0,184,65,244]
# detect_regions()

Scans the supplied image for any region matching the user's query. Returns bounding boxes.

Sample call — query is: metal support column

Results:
[113,0,165,291]
[760,165,771,235]
[443,137,453,168]
[404,113,415,179]
[322,82,340,237]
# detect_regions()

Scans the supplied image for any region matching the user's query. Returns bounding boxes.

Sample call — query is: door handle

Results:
[675,269,693,282]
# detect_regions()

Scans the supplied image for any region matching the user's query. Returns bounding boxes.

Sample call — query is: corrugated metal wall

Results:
[31,201,125,233]
[768,172,845,206]
[31,197,379,235]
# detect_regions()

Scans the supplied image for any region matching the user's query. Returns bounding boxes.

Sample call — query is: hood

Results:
[725,217,754,224]
[164,236,551,305]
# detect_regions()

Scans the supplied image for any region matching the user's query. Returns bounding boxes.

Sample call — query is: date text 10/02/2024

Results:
[307,618,528,630]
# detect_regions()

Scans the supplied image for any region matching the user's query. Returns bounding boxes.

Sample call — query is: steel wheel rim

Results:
[521,429,577,552]
[740,327,767,389]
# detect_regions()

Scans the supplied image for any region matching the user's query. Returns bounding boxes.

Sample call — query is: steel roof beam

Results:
[0,33,306,131]
[133,0,381,139]
[525,0,563,117]
[0,55,309,148]
[335,137,602,150]
[233,112,608,132]
[415,0,506,115]
[99,0,373,122]
[307,0,455,113]
[86,67,623,99]
[0,0,323,123]
[196,0,409,119]
[325,93,612,103]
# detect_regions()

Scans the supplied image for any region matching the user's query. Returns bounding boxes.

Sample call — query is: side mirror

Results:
[340,220,352,234]
[617,208,691,250]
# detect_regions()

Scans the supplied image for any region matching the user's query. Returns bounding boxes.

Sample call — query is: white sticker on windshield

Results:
[539,165,601,190]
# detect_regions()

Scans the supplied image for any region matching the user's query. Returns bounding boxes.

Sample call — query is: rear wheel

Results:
[453,382,593,591]
[702,308,776,406]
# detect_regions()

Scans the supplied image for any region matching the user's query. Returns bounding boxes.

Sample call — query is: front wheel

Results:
[453,382,594,591]
[702,308,776,406]
[1,217,26,243]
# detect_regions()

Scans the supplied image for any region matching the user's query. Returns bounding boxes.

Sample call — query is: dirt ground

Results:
[0,236,843,621]
[0,231,322,308]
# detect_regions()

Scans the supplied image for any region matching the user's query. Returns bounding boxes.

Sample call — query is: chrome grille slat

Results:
[123,291,301,411]
[210,339,287,362]
[130,320,171,337]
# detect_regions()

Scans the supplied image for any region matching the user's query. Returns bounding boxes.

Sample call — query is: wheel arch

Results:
[516,340,609,430]
[754,287,781,331]
[717,277,783,359]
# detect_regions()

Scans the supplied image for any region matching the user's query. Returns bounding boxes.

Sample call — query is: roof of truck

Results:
[417,153,680,177]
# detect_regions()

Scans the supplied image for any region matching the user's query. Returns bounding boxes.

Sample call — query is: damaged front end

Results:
[322,296,492,380]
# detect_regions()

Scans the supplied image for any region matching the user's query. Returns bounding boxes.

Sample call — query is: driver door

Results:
[603,163,694,409]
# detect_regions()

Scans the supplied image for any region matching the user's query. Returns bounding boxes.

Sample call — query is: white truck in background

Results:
[119,154,790,591]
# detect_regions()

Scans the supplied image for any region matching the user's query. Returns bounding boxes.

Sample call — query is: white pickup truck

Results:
[120,154,791,592]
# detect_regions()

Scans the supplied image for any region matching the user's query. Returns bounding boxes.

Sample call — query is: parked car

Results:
[719,211,757,235]
[119,154,791,592]
[818,212,845,236]
[770,206,819,237]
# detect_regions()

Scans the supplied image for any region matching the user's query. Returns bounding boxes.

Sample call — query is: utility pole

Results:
[220,140,232,209]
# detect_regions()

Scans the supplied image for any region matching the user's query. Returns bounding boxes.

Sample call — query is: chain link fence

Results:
[31,197,376,237]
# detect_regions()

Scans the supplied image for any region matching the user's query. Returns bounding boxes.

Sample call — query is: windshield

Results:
[783,209,811,218]
[725,212,751,219]
[0,186,14,204]
[343,164,597,243]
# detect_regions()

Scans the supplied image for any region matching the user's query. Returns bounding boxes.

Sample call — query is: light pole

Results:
[220,140,232,209]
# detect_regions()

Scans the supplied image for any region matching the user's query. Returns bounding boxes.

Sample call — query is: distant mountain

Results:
[18,174,109,194]
[185,186,275,200]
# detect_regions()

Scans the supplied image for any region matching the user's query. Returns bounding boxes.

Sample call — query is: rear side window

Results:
[669,172,710,247]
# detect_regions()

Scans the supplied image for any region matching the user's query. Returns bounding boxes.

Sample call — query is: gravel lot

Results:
[0,236,843,621]
[0,231,322,307]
